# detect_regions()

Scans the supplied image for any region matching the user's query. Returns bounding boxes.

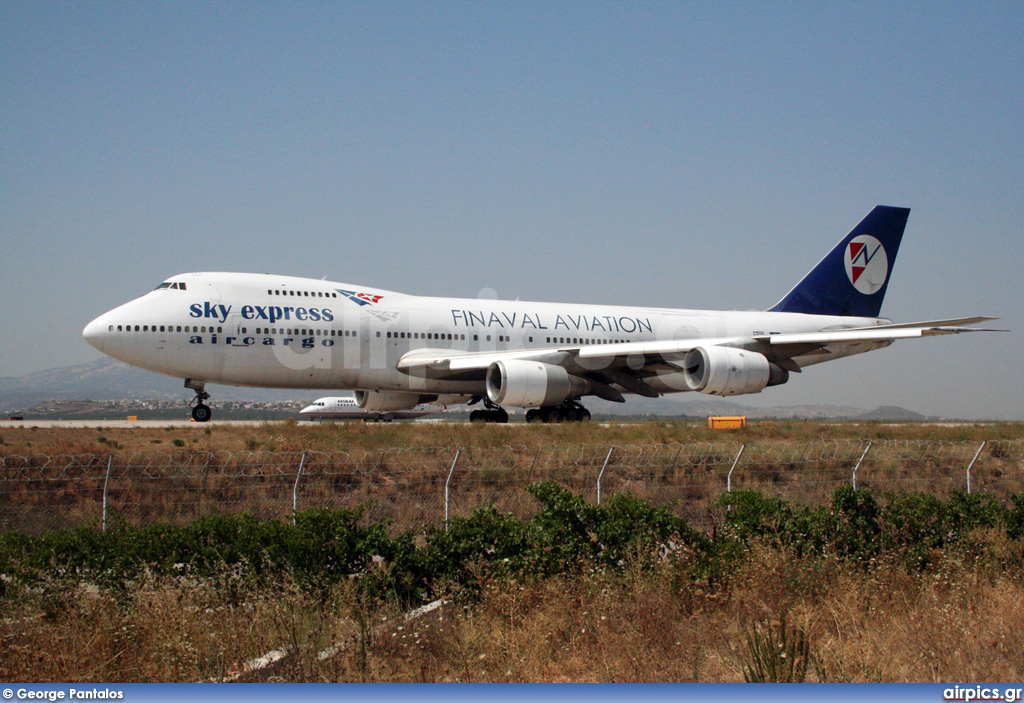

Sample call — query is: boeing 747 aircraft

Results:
[83,206,1000,423]
[300,396,434,422]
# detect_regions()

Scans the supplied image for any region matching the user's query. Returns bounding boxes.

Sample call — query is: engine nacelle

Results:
[682,347,789,396]
[486,359,590,408]
[354,390,432,412]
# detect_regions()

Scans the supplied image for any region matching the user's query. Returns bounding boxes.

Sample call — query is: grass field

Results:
[2,418,1021,456]
[2,421,1022,534]
[1,421,1022,682]
[3,542,1023,682]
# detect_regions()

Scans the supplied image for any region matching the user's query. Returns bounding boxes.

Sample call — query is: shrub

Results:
[741,617,814,682]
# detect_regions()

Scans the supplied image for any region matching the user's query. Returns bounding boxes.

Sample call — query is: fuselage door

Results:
[228,314,250,346]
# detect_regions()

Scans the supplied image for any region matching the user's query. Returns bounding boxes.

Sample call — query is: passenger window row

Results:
[111,325,222,333]
[267,289,337,298]
[104,325,630,346]
[251,328,357,337]
[106,325,357,337]
[376,332,630,345]
[385,332,465,341]
[546,337,627,344]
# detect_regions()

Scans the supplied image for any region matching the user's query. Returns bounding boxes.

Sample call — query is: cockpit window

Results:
[154,282,173,290]
[153,281,188,291]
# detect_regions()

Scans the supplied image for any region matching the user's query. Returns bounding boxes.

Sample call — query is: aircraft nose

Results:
[83,315,108,352]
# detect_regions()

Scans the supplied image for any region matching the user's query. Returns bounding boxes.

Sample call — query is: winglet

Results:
[769,206,911,317]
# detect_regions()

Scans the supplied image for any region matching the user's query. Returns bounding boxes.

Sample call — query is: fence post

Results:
[852,442,872,490]
[292,451,307,524]
[199,455,212,518]
[102,455,114,533]
[444,449,460,531]
[966,441,986,494]
[596,447,615,506]
[725,445,745,512]
[669,445,683,471]
[527,448,541,485]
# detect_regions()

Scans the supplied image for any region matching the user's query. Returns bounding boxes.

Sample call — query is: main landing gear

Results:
[468,397,509,424]
[525,400,592,423]
[185,379,212,423]
[467,396,593,423]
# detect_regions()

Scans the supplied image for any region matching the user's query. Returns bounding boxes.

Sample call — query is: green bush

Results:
[425,482,707,586]
[2,485,1022,609]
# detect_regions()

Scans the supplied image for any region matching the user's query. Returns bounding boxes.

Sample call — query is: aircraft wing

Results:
[760,317,1004,346]
[396,317,1002,397]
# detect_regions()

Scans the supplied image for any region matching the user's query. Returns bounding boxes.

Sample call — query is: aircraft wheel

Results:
[494,408,509,424]
[580,408,592,422]
[564,407,580,422]
[470,410,485,423]
[542,407,561,423]
[192,404,212,423]
[526,409,541,423]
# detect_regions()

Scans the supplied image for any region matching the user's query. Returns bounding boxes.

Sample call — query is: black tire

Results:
[192,404,212,423]
[526,409,541,423]
[470,410,485,423]
[580,408,592,422]
[543,407,561,423]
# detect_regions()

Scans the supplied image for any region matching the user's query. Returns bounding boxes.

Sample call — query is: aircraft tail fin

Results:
[768,205,910,317]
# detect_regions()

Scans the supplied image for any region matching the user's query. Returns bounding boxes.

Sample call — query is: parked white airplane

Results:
[300,396,434,422]
[83,206,1000,423]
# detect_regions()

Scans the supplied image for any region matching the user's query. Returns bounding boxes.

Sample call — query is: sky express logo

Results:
[189,302,334,324]
[337,289,384,306]
[844,234,888,295]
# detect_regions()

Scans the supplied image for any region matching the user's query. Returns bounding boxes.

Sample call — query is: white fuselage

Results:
[82,272,887,397]
[300,396,433,420]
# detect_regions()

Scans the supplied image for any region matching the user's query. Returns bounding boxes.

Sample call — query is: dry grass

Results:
[2,422,1022,681]
[3,533,1023,682]
[2,423,1021,535]
[2,420,1022,458]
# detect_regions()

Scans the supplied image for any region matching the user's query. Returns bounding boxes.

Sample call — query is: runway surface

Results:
[0,419,283,428]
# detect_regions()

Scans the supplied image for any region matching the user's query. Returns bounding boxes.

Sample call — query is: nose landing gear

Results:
[185,379,212,422]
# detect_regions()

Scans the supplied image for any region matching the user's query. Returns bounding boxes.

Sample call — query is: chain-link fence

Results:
[2,439,1021,535]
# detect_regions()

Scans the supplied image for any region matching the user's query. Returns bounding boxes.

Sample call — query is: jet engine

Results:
[682,346,789,396]
[486,359,591,407]
[354,390,433,412]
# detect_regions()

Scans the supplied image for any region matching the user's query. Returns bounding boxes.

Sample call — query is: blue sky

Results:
[2,1,1021,419]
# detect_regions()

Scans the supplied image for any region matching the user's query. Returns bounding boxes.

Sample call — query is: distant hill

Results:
[0,358,320,412]
[853,405,929,421]
[2,358,931,421]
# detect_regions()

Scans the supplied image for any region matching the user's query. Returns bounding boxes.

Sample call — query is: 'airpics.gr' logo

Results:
[844,234,888,295]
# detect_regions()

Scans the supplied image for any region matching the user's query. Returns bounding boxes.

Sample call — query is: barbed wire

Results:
[1,440,1021,534]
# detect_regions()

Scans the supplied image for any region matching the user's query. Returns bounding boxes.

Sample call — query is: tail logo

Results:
[844,235,888,295]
